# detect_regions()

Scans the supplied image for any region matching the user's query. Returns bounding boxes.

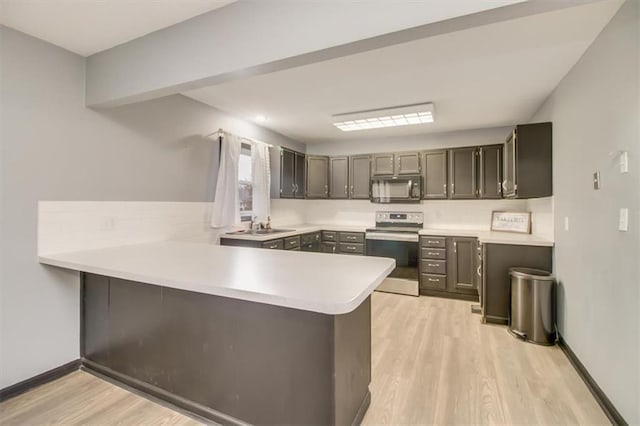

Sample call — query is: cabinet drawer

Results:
[262,239,284,250]
[421,247,446,260]
[339,243,364,255]
[420,274,446,290]
[322,231,337,242]
[421,236,446,248]
[284,236,300,250]
[421,259,446,275]
[339,232,364,244]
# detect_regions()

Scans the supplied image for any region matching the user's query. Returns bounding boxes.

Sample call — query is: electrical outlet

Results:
[593,171,601,190]
[619,208,629,232]
[564,216,570,231]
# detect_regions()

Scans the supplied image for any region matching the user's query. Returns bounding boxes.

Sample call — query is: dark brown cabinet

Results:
[280,148,295,198]
[329,157,349,199]
[420,235,478,300]
[349,155,371,199]
[422,150,448,199]
[294,151,306,199]
[449,147,477,199]
[278,148,305,199]
[395,152,421,175]
[306,156,329,198]
[478,145,502,199]
[503,122,552,199]
[372,152,421,176]
[371,153,395,176]
[447,237,477,295]
[482,243,553,324]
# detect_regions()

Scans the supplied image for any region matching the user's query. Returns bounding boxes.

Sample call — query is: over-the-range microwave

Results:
[371,176,422,203]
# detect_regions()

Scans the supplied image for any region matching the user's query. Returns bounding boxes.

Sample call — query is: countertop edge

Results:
[38,253,395,315]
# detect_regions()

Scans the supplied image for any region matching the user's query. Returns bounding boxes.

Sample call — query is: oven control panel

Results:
[375,211,424,225]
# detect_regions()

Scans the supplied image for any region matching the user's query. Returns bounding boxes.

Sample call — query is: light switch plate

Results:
[620,151,629,173]
[593,171,601,190]
[619,208,629,231]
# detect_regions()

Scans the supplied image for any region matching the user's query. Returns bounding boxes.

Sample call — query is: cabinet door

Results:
[306,156,329,198]
[349,155,371,199]
[396,152,421,175]
[449,147,477,199]
[447,237,477,294]
[329,156,349,199]
[503,130,516,198]
[423,150,448,199]
[294,152,306,199]
[280,148,295,198]
[371,154,395,176]
[478,145,502,199]
[322,241,337,254]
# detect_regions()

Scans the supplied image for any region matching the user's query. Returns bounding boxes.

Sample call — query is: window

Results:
[238,143,252,221]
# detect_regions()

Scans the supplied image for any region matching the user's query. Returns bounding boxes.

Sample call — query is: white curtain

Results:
[251,141,271,222]
[211,134,241,228]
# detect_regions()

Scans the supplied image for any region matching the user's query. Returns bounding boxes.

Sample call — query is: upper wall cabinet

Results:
[503,122,552,199]
[272,147,305,199]
[306,156,329,199]
[371,153,395,176]
[329,156,349,199]
[422,150,448,199]
[349,155,371,199]
[449,147,477,199]
[478,145,502,199]
[372,152,421,176]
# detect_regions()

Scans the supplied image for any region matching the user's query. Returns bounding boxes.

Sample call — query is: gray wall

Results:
[306,127,512,156]
[530,1,639,422]
[0,26,302,388]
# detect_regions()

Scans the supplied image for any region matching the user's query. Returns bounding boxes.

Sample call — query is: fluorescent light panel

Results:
[333,103,434,132]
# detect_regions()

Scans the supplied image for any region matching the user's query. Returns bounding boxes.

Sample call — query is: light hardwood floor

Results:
[1,292,609,425]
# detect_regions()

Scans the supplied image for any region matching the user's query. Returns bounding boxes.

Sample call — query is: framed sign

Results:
[491,211,531,234]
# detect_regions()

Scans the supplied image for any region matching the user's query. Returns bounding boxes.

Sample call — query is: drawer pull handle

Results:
[289,241,296,245]
[428,252,439,256]
[428,278,439,282]
[346,246,356,250]
[427,240,439,244]
[346,236,357,240]
[428,263,439,267]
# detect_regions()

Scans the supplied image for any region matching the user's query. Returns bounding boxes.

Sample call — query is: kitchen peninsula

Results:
[39,241,395,425]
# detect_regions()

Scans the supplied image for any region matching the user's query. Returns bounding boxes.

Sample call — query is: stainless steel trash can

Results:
[508,268,556,345]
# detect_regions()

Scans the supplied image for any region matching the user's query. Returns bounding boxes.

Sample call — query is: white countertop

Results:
[220,224,367,242]
[419,228,554,247]
[220,223,553,247]
[39,241,395,315]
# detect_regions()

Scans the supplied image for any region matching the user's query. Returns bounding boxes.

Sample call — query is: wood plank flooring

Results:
[0,292,609,425]
[362,292,609,425]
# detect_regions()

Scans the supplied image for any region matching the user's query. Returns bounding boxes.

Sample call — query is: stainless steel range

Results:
[366,211,423,296]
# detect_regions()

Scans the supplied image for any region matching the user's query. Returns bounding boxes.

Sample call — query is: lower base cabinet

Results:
[482,243,552,324]
[419,235,479,301]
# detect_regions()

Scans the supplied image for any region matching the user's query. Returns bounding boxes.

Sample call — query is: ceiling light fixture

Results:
[332,103,434,132]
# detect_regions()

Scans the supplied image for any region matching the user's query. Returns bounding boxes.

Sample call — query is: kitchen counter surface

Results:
[419,228,554,247]
[39,240,394,315]
[220,224,367,242]
[220,223,553,247]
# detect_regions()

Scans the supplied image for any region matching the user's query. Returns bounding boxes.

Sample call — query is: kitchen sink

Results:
[226,228,295,235]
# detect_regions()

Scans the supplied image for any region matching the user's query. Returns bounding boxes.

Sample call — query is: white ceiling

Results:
[0,0,235,56]
[184,1,623,143]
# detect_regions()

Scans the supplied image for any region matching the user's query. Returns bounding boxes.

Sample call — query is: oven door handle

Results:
[365,232,419,242]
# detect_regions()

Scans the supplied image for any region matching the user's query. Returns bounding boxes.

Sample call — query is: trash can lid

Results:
[509,267,555,280]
